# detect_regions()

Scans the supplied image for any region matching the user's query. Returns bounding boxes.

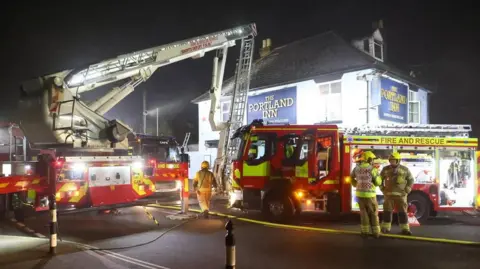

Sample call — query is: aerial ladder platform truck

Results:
[0,23,258,220]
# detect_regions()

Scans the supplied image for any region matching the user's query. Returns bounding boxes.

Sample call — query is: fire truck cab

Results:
[128,134,189,196]
[229,120,480,223]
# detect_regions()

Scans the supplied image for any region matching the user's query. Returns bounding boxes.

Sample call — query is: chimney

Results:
[259,38,272,58]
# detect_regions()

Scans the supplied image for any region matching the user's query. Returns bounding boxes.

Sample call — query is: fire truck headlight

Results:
[175,180,182,190]
[73,163,86,171]
[344,176,352,184]
[295,191,304,198]
[133,162,143,169]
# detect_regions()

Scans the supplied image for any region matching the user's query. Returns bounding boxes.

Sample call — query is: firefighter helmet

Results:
[201,161,210,169]
[361,151,376,161]
[389,152,402,160]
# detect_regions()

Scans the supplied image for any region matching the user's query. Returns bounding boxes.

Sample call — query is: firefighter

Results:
[380,152,414,235]
[193,161,217,218]
[285,139,295,159]
[350,151,382,238]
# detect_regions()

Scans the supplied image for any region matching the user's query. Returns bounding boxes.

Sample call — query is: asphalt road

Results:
[1,202,480,269]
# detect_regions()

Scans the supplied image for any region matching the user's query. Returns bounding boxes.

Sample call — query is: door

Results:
[294,132,317,184]
[242,133,275,210]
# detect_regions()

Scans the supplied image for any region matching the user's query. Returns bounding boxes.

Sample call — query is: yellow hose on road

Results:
[147,204,480,247]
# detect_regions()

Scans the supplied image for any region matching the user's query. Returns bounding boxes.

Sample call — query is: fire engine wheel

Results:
[408,192,431,223]
[262,194,294,223]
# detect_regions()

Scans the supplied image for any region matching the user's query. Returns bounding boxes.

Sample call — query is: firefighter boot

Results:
[398,212,411,235]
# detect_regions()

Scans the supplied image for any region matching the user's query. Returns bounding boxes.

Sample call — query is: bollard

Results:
[225,219,235,269]
[181,178,189,214]
[49,194,57,255]
[166,178,195,220]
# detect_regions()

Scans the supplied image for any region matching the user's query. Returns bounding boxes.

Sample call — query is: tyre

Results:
[407,192,431,223]
[262,193,294,223]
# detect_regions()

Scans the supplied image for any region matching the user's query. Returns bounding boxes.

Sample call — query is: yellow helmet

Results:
[389,152,401,160]
[361,151,376,161]
[201,161,210,169]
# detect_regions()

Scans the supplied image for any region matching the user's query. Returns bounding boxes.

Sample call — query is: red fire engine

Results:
[0,23,258,220]
[227,120,480,223]
[128,133,189,199]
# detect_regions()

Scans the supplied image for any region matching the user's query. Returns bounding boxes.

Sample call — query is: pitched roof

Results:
[191,30,428,103]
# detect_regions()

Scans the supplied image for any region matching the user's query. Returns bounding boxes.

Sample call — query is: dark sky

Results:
[1,0,479,141]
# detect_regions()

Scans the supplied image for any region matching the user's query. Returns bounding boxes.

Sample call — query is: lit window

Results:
[318,81,342,122]
[408,90,420,124]
[220,101,231,122]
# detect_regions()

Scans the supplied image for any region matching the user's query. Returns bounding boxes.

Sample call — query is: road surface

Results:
[1,202,480,269]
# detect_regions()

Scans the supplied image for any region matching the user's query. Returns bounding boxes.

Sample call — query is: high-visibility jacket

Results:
[351,162,382,198]
[380,164,414,196]
[286,145,294,158]
[193,169,217,191]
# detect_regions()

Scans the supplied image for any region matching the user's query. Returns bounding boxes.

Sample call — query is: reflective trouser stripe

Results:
[361,225,370,234]
[400,223,410,231]
[381,222,392,231]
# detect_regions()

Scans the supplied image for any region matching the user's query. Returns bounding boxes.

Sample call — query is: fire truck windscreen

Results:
[130,136,181,163]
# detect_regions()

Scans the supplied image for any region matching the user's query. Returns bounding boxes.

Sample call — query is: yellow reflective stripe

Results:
[15,181,29,187]
[68,184,88,203]
[184,178,189,192]
[32,179,40,184]
[250,136,258,142]
[356,191,377,198]
[323,180,339,185]
[0,183,9,188]
[243,161,270,177]
[295,162,308,177]
[58,182,78,192]
[385,192,404,196]
[27,190,36,201]
[132,173,146,196]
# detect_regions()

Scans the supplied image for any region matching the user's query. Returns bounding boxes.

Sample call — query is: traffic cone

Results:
[407,212,420,226]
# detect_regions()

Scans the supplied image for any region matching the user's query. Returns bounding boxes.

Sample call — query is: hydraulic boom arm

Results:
[17,24,257,151]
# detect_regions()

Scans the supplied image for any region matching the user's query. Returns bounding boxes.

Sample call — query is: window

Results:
[221,101,231,122]
[318,81,342,122]
[397,149,435,184]
[363,39,370,52]
[283,136,298,160]
[298,139,312,161]
[248,139,266,160]
[316,135,333,178]
[373,40,383,61]
[437,149,475,207]
[408,90,420,124]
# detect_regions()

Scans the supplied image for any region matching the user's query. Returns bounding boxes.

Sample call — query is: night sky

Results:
[1,0,479,142]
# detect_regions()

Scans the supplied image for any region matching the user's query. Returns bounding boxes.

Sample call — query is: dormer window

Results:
[373,39,383,61]
[353,28,385,62]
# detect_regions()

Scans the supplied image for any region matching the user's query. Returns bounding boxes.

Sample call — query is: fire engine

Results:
[224,120,479,223]
[0,23,258,220]
[127,133,189,198]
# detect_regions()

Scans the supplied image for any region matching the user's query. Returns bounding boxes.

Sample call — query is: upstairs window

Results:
[318,81,342,122]
[221,101,231,122]
[408,90,420,124]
